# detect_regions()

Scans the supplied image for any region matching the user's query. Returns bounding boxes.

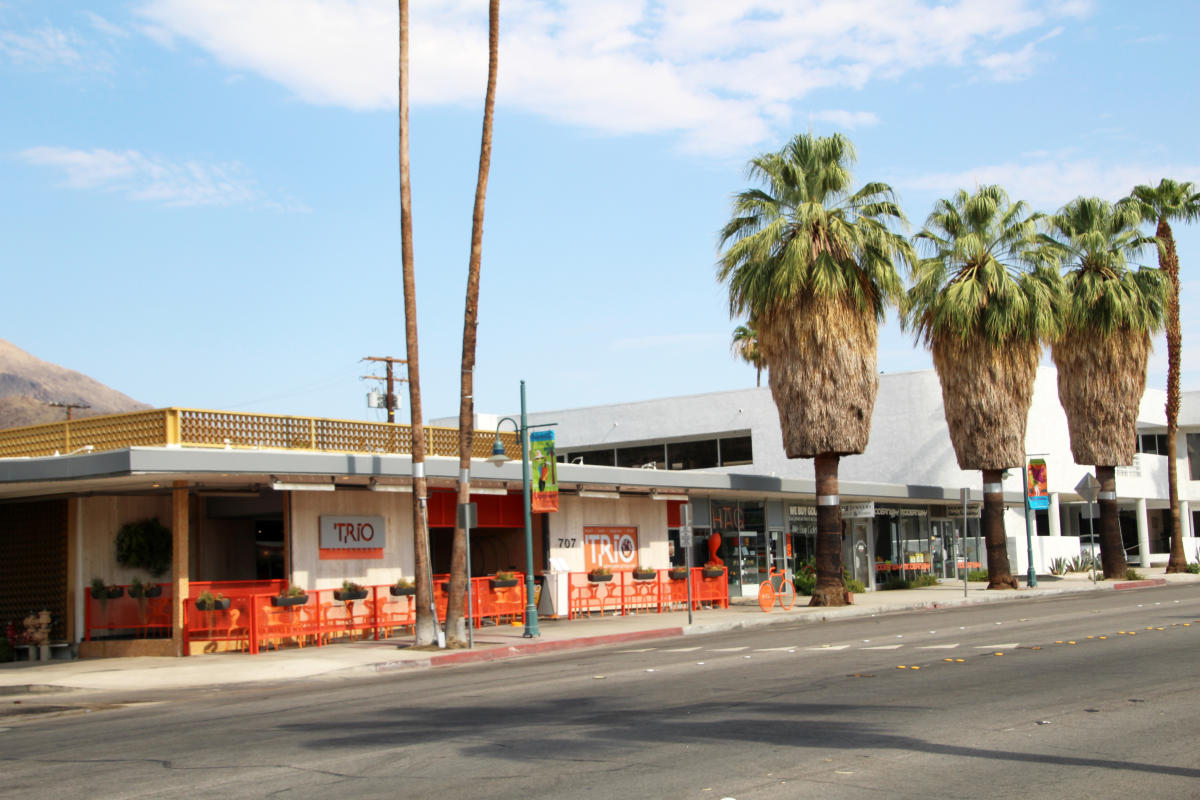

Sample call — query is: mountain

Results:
[0,339,149,429]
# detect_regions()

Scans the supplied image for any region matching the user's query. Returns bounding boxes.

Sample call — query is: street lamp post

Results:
[487,379,545,638]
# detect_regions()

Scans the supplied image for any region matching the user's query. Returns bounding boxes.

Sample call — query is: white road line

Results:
[862,644,904,650]
[755,646,799,652]
[917,644,960,650]
[617,648,657,653]
[975,643,1019,649]
[663,647,702,652]
[712,646,750,652]
[807,645,851,651]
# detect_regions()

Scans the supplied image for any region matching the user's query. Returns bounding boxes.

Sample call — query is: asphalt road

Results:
[3,585,1199,799]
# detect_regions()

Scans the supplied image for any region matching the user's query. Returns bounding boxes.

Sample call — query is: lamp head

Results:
[487,437,509,467]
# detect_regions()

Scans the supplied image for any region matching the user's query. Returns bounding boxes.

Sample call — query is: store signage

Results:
[530,430,559,512]
[1027,458,1049,510]
[841,502,875,519]
[319,515,385,560]
[583,526,638,570]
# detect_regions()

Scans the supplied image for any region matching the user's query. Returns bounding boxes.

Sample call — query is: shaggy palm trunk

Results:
[1159,220,1187,573]
[447,0,500,646]
[809,453,849,606]
[399,0,435,646]
[1096,465,1126,578]
[981,469,1018,589]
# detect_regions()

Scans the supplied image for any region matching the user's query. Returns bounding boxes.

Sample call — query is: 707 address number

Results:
[557,538,577,548]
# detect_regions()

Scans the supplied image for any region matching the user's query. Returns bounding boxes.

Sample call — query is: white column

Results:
[1182,500,1192,539]
[1135,497,1151,568]
[1049,492,1061,536]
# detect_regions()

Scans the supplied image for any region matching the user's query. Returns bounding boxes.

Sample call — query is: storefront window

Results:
[667,439,719,470]
[1188,434,1200,481]
[719,436,753,466]
[616,443,666,469]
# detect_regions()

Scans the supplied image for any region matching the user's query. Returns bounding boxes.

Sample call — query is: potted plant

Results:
[587,566,613,583]
[490,570,519,589]
[632,565,657,581]
[668,566,689,581]
[90,577,124,600]
[128,577,163,599]
[334,580,368,601]
[271,584,309,607]
[701,562,725,579]
[195,591,230,611]
[390,577,415,596]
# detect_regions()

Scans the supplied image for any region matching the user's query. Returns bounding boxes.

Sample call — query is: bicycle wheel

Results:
[757,580,776,613]
[777,578,796,610]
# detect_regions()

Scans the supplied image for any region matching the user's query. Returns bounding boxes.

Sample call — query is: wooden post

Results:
[172,481,189,656]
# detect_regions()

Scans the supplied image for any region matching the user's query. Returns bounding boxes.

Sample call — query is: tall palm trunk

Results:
[448,0,499,645]
[809,453,847,606]
[1095,465,1126,577]
[1159,219,1187,573]
[399,0,435,646]
[981,469,1018,589]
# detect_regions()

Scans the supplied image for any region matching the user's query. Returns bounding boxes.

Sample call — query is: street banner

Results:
[530,430,558,512]
[1027,458,1049,510]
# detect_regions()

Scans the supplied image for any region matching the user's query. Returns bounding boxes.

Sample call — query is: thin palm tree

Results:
[448,0,500,645]
[399,0,437,646]
[730,322,764,386]
[903,185,1060,589]
[1041,196,1168,579]
[718,132,914,606]
[1127,179,1200,574]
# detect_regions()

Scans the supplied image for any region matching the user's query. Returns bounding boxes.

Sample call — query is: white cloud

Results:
[903,158,1200,209]
[133,0,1086,155]
[809,110,880,129]
[17,146,293,209]
[0,25,84,69]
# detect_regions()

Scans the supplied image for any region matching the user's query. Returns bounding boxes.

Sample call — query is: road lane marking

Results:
[663,647,702,652]
[863,644,904,650]
[712,647,749,652]
[808,645,851,651]
[974,643,1019,649]
[917,644,960,649]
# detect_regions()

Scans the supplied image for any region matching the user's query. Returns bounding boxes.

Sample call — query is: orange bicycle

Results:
[757,566,796,612]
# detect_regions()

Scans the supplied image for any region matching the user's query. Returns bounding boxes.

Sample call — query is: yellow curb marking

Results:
[955,658,965,662]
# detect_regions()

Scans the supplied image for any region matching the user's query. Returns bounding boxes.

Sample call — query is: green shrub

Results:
[880,576,911,591]
[845,577,866,594]
[1185,562,1200,574]
[911,573,939,588]
[115,518,172,577]
[1124,568,1144,581]
[967,569,989,582]
[1049,557,1070,576]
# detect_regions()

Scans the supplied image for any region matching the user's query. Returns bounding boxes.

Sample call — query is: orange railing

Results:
[178,577,527,655]
[84,583,175,641]
[567,567,728,619]
[0,408,518,459]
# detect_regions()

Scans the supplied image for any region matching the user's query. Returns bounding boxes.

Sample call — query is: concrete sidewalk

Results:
[3,568,1196,694]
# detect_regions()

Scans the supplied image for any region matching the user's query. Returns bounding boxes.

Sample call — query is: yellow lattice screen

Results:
[0,408,518,459]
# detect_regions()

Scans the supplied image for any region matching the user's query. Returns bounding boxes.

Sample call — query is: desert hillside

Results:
[0,339,149,429]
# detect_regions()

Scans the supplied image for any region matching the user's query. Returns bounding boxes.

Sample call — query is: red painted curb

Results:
[381,626,686,672]
[1112,578,1168,590]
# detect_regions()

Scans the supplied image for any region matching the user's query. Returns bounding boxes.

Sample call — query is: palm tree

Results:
[1041,197,1168,579]
[730,322,764,386]
[717,132,914,606]
[399,0,436,646]
[1127,179,1200,574]
[903,185,1060,589]
[448,0,500,645]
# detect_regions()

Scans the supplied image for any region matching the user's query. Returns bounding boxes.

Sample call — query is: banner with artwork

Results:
[1027,458,1049,510]
[530,430,558,512]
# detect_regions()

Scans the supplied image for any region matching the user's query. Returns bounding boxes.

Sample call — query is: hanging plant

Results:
[115,518,172,578]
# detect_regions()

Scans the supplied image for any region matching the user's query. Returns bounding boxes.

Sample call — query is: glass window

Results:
[666,439,719,470]
[719,435,753,466]
[571,449,615,467]
[616,443,665,469]
[1189,434,1200,481]
[1138,434,1169,455]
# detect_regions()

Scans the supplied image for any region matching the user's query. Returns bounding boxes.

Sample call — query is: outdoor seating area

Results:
[567,567,729,619]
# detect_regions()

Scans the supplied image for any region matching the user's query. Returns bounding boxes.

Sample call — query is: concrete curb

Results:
[1113,578,1169,590]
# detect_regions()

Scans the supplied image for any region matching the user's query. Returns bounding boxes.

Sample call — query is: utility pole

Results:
[48,401,90,420]
[361,356,407,424]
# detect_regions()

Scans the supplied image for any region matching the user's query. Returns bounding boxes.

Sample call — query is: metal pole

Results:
[960,487,969,597]
[465,515,474,649]
[1021,463,1038,588]
[1087,500,1098,584]
[520,380,540,638]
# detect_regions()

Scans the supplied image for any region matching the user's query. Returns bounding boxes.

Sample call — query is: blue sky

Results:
[3,0,1197,426]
